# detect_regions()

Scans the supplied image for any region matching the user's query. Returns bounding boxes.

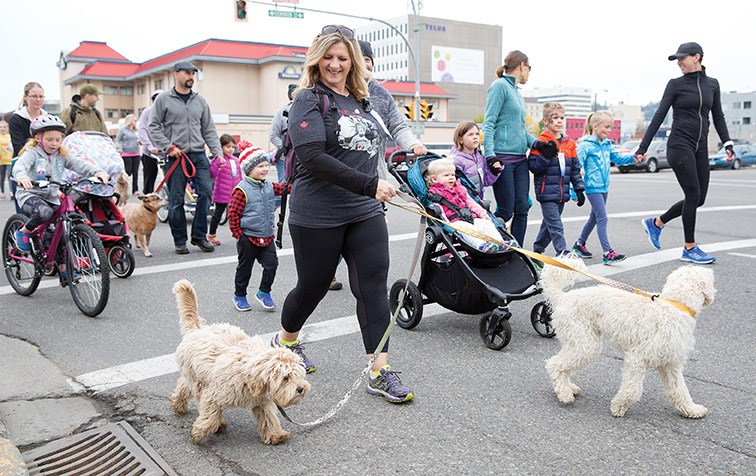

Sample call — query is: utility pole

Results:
[410,0,423,138]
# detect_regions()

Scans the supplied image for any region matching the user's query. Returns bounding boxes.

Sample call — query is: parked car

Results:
[618,139,669,173]
[709,144,756,170]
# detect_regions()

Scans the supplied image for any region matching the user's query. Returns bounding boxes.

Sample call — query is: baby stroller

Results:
[63,131,136,278]
[387,151,554,350]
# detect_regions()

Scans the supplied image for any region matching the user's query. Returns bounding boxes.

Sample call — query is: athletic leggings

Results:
[0,165,9,193]
[122,155,140,193]
[281,214,390,354]
[660,146,710,243]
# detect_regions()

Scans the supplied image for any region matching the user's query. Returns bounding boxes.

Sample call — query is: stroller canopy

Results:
[62,131,123,197]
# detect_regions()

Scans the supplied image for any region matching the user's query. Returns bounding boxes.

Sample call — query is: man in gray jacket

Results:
[149,61,221,254]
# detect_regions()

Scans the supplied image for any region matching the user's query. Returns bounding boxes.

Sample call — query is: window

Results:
[119,86,133,96]
[744,117,751,125]
[137,84,146,95]
[103,86,118,95]
[745,101,752,109]
[105,109,119,119]
[733,102,742,109]
[155,79,164,90]
[120,110,133,118]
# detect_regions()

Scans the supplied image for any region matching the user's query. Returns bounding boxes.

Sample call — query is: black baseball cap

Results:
[668,42,703,61]
[173,61,198,72]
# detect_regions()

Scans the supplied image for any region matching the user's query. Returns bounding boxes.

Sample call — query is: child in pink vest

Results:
[208,134,243,245]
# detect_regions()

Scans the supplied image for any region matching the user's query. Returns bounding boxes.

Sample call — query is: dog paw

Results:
[215,420,228,433]
[682,404,708,419]
[610,400,629,417]
[555,390,576,405]
[190,428,209,444]
[570,383,582,397]
[145,252,153,257]
[171,401,189,415]
[264,431,290,445]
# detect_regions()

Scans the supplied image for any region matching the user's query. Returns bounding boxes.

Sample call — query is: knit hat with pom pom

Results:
[240,146,269,176]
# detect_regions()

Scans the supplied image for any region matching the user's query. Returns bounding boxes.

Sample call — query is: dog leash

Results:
[277,191,428,428]
[155,151,196,194]
[385,196,696,318]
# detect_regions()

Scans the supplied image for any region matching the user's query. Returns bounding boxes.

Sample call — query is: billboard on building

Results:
[431,46,484,85]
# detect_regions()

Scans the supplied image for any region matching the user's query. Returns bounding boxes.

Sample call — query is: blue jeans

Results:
[167,151,212,245]
[578,192,611,253]
[533,201,566,255]
[491,158,530,246]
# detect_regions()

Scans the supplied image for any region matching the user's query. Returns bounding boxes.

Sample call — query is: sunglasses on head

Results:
[321,25,354,38]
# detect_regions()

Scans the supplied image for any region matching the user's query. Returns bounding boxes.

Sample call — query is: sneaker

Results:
[603,249,627,265]
[572,242,593,258]
[681,246,716,264]
[15,230,31,252]
[329,277,343,291]
[271,333,315,373]
[255,291,276,311]
[367,366,414,403]
[641,217,663,250]
[532,258,544,272]
[233,294,252,312]
[207,234,221,246]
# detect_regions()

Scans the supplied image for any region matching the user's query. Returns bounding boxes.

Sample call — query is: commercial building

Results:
[354,15,502,123]
[719,90,756,145]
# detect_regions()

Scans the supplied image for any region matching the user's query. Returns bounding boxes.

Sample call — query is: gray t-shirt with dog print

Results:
[287,85,384,228]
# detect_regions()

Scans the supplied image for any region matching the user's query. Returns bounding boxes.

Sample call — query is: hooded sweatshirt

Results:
[576,135,634,194]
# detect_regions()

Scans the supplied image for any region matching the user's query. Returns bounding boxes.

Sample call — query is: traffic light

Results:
[404,103,415,121]
[420,100,434,121]
[235,0,248,22]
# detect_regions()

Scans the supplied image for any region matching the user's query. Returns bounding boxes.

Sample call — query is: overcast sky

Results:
[2,0,752,111]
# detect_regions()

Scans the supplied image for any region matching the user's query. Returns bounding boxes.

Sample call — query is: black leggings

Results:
[209,202,228,234]
[281,214,390,354]
[661,146,710,243]
[122,155,140,193]
[0,164,9,193]
[141,155,159,194]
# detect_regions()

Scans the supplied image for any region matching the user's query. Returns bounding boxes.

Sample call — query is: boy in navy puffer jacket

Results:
[529,103,585,257]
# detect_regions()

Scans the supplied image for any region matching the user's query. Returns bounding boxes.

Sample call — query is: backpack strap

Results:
[426,191,474,224]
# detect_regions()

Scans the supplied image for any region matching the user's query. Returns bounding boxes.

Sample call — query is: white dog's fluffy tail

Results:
[173,279,205,335]
[539,256,586,306]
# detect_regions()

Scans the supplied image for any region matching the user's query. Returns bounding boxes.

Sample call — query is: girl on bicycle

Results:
[12,114,108,257]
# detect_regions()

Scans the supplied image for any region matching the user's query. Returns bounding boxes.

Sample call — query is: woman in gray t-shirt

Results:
[271,25,414,403]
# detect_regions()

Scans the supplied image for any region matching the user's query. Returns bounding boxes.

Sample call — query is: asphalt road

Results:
[1,167,755,475]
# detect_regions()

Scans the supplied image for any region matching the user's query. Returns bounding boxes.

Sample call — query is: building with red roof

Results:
[58,39,455,145]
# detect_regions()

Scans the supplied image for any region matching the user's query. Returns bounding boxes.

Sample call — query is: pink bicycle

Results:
[2,177,110,317]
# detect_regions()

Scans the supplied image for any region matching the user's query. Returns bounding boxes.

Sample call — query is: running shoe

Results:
[329,277,343,291]
[367,366,414,403]
[255,291,276,311]
[681,246,716,264]
[271,333,315,373]
[207,234,221,246]
[572,242,593,258]
[15,230,31,252]
[603,249,627,265]
[233,294,252,312]
[641,217,663,250]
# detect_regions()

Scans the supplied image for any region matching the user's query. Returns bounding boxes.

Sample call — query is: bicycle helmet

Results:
[30,114,66,135]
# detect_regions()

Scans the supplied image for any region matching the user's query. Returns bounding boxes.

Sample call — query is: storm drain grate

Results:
[22,421,177,476]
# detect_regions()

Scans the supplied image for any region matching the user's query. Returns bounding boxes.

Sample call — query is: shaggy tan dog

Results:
[114,171,130,206]
[541,257,715,418]
[171,279,310,444]
[120,193,166,257]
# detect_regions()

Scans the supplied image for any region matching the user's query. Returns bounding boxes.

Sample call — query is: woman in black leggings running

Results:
[271,26,413,403]
[637,42,735,264]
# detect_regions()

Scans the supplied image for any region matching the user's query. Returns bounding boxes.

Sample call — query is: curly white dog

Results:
[171,279,310,444]
[541,257,715,418]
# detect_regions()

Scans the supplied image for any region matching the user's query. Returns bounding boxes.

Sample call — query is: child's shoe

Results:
[207,234,221,246]
[15,230,31,252]
[680,246,716,264]
[0,193,5,200]
[641,217,663,250]
[572,242,593,258]
[255,291,276,311]
[602,249,626,265]
[233,294,252,312]
[271,333,315,373]
[367,365,414,403]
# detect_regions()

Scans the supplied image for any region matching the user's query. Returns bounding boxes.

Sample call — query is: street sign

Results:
[268,10,304,18]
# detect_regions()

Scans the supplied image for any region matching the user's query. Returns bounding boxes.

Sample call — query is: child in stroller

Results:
[63,131,135,278]
[387,151,554,350]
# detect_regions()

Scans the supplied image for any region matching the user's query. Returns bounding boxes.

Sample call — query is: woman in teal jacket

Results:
[483,50,556,246]
[572,111,639,264]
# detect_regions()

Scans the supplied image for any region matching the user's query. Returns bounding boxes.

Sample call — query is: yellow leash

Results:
[386,192,696,318]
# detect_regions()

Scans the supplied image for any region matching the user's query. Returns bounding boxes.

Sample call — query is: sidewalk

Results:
[0,335,102,475]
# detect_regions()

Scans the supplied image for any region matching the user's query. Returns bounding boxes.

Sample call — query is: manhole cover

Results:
[22,421,177,475]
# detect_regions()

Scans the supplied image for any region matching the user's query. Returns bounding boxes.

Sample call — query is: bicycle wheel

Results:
[3,214,41,296]
[157,188,169,223]
[66,223,110,317]
[107,243,135,279]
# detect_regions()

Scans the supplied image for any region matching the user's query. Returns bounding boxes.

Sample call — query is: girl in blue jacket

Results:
[573,111,640,264]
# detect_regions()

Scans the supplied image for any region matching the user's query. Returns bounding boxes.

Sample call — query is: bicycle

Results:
[2,177,110,317]
[156,182,227,225]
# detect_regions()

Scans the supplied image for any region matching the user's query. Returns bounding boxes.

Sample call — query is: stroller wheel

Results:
[530,301,556,338]
[108,244,135,279]
[389,279,424,329]
[479,310,511,350]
